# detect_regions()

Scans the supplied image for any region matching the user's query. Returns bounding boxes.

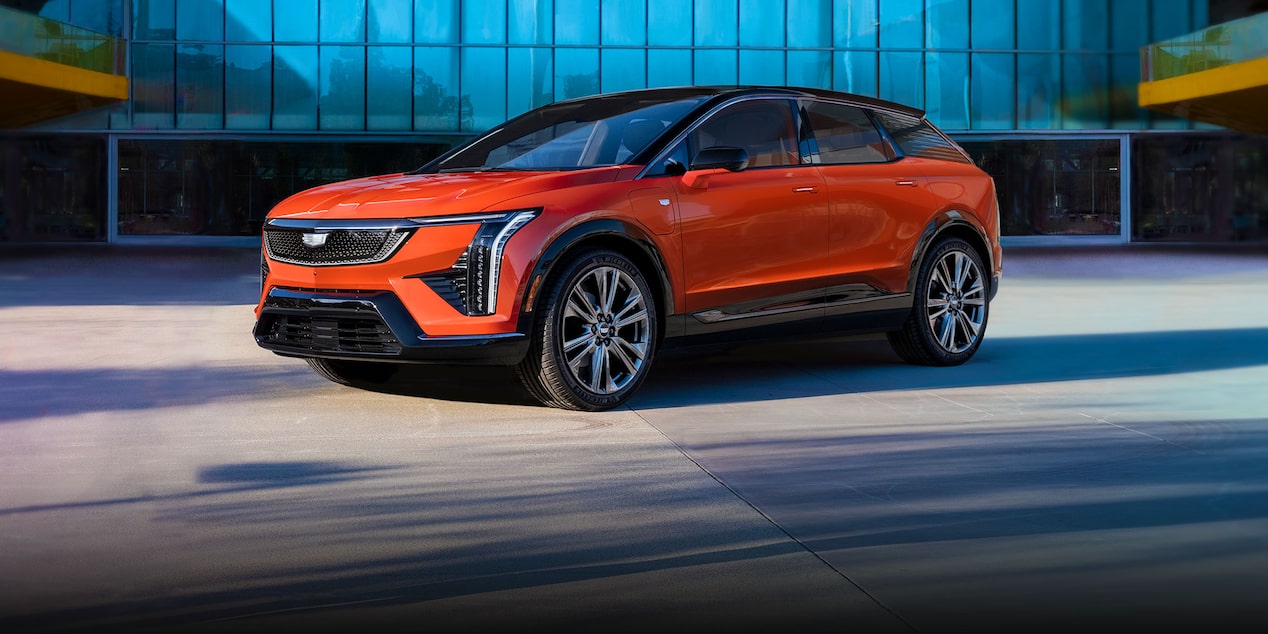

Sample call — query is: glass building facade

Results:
[3,0,1267,243]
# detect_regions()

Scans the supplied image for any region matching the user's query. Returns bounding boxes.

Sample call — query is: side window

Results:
[644,140,689,177]
[871,110,974,165]
[689,100,799,169]
[804,101,890,165]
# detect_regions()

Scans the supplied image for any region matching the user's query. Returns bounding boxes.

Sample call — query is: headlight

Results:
[411,209,539,316]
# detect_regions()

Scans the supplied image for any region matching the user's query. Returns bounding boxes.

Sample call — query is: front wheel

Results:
[517,249,658,411]
[888,237,990,366]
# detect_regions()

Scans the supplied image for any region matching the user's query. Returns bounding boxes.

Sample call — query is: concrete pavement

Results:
[1,244,1266,631]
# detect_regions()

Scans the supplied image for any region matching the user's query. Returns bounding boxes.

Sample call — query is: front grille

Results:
[264,228,411,266]
[262,314,402,354]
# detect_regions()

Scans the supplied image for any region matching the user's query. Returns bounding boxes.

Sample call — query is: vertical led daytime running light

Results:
[466,210,538,316]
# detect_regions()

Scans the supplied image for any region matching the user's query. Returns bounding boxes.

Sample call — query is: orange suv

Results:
[254,87,1001,410]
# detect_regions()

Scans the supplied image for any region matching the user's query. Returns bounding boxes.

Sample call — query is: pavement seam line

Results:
[626,406,920,633]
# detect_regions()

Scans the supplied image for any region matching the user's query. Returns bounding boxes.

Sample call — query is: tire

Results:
[888,237,990,366]
[306,358,400,386]
[517,249,658,411]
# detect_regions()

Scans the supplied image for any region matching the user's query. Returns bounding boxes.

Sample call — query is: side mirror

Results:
[690,147,749,172]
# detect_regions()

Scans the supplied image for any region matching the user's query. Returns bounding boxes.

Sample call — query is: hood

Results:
[269,167,626,220]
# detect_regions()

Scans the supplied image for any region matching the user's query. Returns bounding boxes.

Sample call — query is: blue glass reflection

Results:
[834,50,876,97]
[274,45,318,129]
[415,0,458,43]
[177,44,224,128]
[1062,53,1108,129]
[368,47,411,130]
[225,44,271,129]
[555,0,597,44]
[834,0,876,48]
[647,49,692,87]
[925,51,968,129]
[508,48,553,117]
[368,0,412,42]
[320,0,366,42]
[647,0,691,46]
[694,0,737,47]
[462,47,506,130]
[463,0,507,44]
[787,50,830,89]
[879,0,922,49]
[740,0,784,47]
[970,0,1013,49]
[176,0,223,40]
[601,0,645,46]
[225,0,270,41]
[970,52,1014,129]
[1017,1,1059,50]
[508,0,552,44]
[695,49,737,85]
[740,49,784,85]
[927,0,967,49]
[879,51,922,108]
[787,0,831,48]
[415,47,459,130]
[1017,53,1059,129]
[601,48,645,93]
[555,48,599,100]
[274,0,318,41]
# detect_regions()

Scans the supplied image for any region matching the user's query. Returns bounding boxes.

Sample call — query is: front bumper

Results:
[253,288,529,365]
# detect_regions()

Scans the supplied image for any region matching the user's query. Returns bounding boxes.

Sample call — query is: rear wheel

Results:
[888,237,989,366]
[517,249,658,411]
[306,358,399,386]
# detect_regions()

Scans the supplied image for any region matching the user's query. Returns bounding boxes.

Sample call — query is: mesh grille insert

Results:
[262,314,402,354]
[264,228,410,266]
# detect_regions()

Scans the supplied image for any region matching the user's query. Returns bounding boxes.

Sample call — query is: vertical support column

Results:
[1119,133,1132,243]
[107,134,118,243]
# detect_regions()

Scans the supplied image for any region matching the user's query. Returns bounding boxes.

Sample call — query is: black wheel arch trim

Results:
[518,218,675,327]
[908,211,996,297]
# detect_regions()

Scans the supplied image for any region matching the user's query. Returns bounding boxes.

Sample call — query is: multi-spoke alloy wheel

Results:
[888,237,990,366]
[518,249,658,411]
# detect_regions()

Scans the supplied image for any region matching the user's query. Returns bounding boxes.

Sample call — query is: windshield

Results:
[423,95,709,173]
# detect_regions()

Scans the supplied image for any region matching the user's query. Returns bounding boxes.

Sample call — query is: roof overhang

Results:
[0,48,128,128]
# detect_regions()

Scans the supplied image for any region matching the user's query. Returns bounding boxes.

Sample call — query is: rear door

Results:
[805,100,937,295]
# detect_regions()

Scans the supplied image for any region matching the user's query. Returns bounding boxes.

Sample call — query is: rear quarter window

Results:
[872,111,973,165]
[804,101,891,165]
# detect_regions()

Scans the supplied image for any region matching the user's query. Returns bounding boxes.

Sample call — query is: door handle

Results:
[793,186,819,193]
[895,180,918,187]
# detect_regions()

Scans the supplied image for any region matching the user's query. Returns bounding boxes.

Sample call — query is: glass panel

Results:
[320,0,366,42]
[555,0,597,44]
[787,0,830,47]
[176,0,223,40]
[226,44,271,129]
[969,0,1012,49]
[462,0,506,43]
[739,0,784,47]
[462,47,506,130]
[1151,0,1191,42]
[274,45,318,129]
[927,0,967,49]
[647,48,692,87]
[1063,0,1108,50]
[694,0,738,46]
[1110,0,1148,50]
[1062,53,1108,129]
[415,0,458,43]
[117,140,453,237]
[969,52,1014,129]
[135,0,175,40]
[647,0,692,46]
[176,44,224,129]
[601,0,645,46]
[555,48,599,101]
[133,42,175,129]
[508,48,553,117]
[834,50,876,97]
[787,50,830,89]
[694,49,737,86]
[225,0,270,41]
[1016,0,1059,50]
[1109,53,1145,129]
[834,0,876,48]
[804,101,887,164]
[690,99,798,167]
[415,47,460,131]
[320,45,365,129]
[879,0,922,49]
[274,0,318,41]
[958,139,1121,236]
[925,51,968,130]
[368,46,412,130]
[1,136,105,242]
[739,49,784,86]
[1016,53,1059,129]
[600,48,645,93]
[368,0,412,42]
[879,51,923,108]
[1133,135,1268,242]
[509,0,552,44]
